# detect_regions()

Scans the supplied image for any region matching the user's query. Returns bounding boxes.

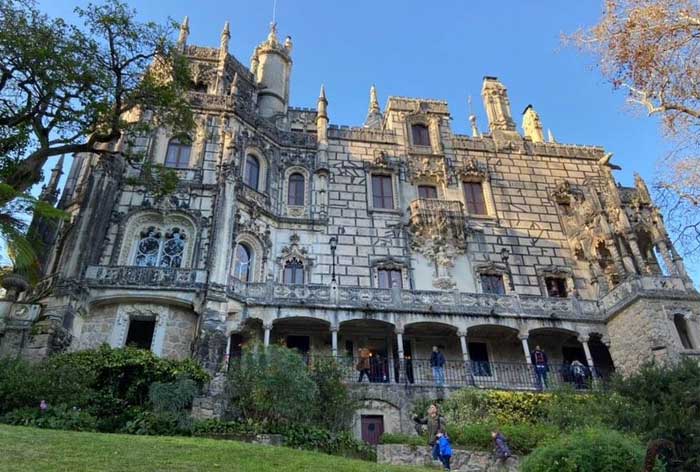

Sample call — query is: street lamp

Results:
[329,236,338,283]
[500,248,515,292]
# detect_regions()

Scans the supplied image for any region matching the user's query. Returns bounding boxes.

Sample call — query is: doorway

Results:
[286,335,310,354]
[360,415,384,445]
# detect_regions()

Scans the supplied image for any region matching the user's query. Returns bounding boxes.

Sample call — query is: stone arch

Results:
[231,232,266,283]
[117,210,197,267]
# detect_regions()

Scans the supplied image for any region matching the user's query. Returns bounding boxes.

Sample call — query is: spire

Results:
[177,16,189,50]
[221,21,230,47]
[547,129,556,143]
[481,76,517,137]
[319,84,327,102]
[40,154,64,203]
[229,72,239,96]
[364,85,383,129]
[522,104,544,143]
[316,84,329,143]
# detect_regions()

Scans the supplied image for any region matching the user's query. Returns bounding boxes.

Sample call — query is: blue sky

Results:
[33,0,697,283]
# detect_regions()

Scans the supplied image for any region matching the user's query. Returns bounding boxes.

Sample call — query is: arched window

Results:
[287,173,305,206]
[134,227,187,268]
[165,138,192,168]
[233,243,253,282]
[283,258,304,284]
[244,155,260,190]
[674,314,695,349]
[411,123,430,146]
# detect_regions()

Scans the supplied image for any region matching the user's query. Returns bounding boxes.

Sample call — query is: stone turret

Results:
[481,76,518,140]
[251,23,293,118]
[364,85,383,129]
[39,155,64,204]
[177,16,189,51]
[522,105,544,143]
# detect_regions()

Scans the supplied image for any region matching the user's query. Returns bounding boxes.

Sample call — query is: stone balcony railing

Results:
[84,265,207,290]
[79,267,696,322]
[409,198,464,227]
[228,280,604,321]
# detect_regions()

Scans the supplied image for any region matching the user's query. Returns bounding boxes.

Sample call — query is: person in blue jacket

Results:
[436,432,452,471]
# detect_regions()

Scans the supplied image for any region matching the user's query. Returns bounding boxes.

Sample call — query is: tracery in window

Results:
[283,258,305,284]
[134,227,187,268]
[233,243,253,282]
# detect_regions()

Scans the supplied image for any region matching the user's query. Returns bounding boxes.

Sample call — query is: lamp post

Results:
[500,247,515,292]
[329,236,338,283]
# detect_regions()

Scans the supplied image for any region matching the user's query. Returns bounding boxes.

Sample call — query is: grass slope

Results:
[0,425,428,472]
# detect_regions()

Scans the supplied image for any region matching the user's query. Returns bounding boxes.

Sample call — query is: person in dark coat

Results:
[570,359,587,389]
[413,404,447,462]
[356,348,371,382]
[530,345,549,390]
[492,430,512,461]
[430,346,446,387]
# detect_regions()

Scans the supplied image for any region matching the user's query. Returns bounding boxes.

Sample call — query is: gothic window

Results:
[480,274,505,295]
[463,181,487,215]
[134,227,186,268]
[287,173,305,206]
[418,185,438,199]
[165,138,192,168]
[544,277,568,298]
[674,314,695,349]
[377,269,402,289]
[283,258,305,285]
[244,154,260,190]
[411,123,431,146]
[232,243,253,282]
[125,319,156,350]
[372,174,394,209]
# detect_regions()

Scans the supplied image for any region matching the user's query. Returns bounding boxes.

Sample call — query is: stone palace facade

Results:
[2,20,700,438]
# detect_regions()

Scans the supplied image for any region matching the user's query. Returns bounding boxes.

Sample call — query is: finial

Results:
[267,22,278,45]
[230,72,239,95]
[468,96,480,138]
[284,35,293,53]
[40,155,65,203]
[522,104,544,143]
[222,21,230,38]
[319,84,327,101]
[177,16,190,48]
[220,21,231,54]
[547,129,556,143]
[369,85,380,112]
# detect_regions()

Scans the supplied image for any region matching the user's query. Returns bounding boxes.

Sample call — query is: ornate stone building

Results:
[1,20,699,439]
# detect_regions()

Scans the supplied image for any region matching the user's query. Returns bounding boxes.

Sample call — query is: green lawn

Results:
[0,425,429,472]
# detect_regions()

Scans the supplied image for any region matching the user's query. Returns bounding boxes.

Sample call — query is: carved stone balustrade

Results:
[409,199,464,229]
[84,265,207,290]
[600,275,699,316]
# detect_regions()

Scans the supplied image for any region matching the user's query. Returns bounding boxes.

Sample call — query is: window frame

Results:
[673,314,695,350]
[287,172,305,206]
[544,276,569,298]
[133,226,187,268]
[232,243,254,282]
[463,181,488,216]
[480,273,506,295]
[283,258,305,285]
[417,184,438,199]
[244,154,261,190]
[411,123,431,147]
[371,174,395,210]
[164,138,192,169]
[377,268,403,289]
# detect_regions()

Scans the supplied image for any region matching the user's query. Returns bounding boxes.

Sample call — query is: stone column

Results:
[395,330,405,360]
[223,333,232,371]
[578,334,596,376]
[683,314,700,350]
[627,235,648,274]
[606,237,627,280]
[263,322,272,347]
[519,333,532,365]
[458,330,469,362]
[618,237,638,275]
[655,239,677,276]
[331,327,339,357]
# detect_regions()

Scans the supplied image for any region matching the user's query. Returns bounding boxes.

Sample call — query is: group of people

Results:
[356,345,592,390]
[413,403,512,471]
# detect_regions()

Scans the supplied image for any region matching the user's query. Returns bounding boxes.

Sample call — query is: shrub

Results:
[227,345,318,425]
[442,388,551,425]
[448,422,558,455]
[541,388,609,431]
[521,428,663,472]
[380,433,425,447]
[604,359,700,471]
[1,405,97,431]
[308,355,356,432]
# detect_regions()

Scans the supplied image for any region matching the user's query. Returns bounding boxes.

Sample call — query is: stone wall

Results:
[377,444,519,472]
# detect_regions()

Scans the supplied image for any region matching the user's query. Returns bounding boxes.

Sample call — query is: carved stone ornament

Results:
[407,155,447,185]
[454,157,487,181]
[276,233,314,268]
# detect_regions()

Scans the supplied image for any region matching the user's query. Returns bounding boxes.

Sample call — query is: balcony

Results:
[228,355,610,391]
[84,265,207,290]
[409,198,464,225]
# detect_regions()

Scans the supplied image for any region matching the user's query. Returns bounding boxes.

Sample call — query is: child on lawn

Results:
[436,432,452,471]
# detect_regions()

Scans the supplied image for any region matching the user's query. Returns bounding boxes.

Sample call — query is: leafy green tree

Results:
[0,0,193,196]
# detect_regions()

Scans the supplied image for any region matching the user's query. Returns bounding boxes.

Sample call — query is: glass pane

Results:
[288,173,304,205]
[412,124,430,146]
[245,156,260,189]
[390,270,403,288]
[233,244,252,282]
[464,182,487,215]
[418,185,438,199]
[372,175,393,209]
[135,229,161,267]
[161,229,186,268]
